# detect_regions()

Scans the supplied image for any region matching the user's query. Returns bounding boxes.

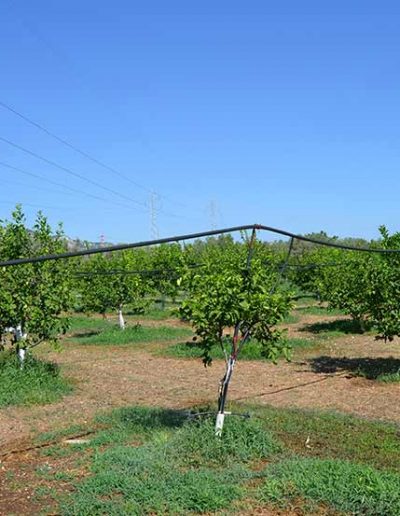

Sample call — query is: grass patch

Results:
[280,312,300,324]
[378,371,400,383]
[135,307,177,320]
[59,407,281,515]
[67,315,111,333]
[292,294,318,305]
[68,321,192,346]
[161,337,318,361]
[126,305,179,320]
[0,353,72,407]
[250,404,400,473]
[261,458,400,515]
[32,404,400,514]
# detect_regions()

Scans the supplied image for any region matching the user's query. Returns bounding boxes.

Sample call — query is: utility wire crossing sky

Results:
[1,1,399,242]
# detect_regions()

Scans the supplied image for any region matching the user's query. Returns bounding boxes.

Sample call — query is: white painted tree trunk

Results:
[18,347,26,369]
[118,308,125,330]
[215,357,236,436]
[15,324,27,369]
[215,412,225,437]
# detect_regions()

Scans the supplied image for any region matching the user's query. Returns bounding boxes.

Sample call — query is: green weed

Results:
[0,353,72,407]
[69,323,192,346]
[60,408,281,515]
[251,404,400,473]
[261,458,400,515]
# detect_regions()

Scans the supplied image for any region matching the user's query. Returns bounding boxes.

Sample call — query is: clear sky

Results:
[1,1,399,243]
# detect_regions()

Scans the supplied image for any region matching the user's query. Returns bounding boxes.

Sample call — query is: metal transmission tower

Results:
[206,200,219,230]
[149,191,160,239]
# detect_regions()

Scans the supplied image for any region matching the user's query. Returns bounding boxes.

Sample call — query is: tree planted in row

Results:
[179,232,293,434]
[0,206,72,364]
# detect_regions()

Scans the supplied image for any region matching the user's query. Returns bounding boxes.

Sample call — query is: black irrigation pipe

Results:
[284,262,346,269]
[74,263,205,277]
[257,224,400,253]
[0,225,256,267]
[1,223,400,268]
[74,261,343,278]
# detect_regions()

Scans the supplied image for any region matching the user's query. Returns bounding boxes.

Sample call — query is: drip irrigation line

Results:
[75,271,181,279]
[1,223,400,268]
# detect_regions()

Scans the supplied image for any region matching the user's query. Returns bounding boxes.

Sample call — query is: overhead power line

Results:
[0,100,185,209]
[0,200,72,211]
[0,136,148,212]
[0,160,144,212]
[0,223,400,268]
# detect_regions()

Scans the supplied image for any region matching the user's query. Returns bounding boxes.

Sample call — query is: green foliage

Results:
[291,226,400,341]
[148,243,184,301]
[317,226,400,340]
[0,352,72,407]
[0,206,73,350]
[288,246,337,296]
[76,250,154,317]
[261,458,400,515]
[366,226,400,341]
[179,238,293,365]
[317,252,375,331]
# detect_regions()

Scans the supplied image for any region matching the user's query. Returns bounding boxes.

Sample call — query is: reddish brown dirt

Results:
[1,313,400,451]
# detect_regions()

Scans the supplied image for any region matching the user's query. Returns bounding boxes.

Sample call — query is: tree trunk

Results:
[358,317,366,333]
[215,356,236,436]
[118,307,125,330]
[15,324,27,369]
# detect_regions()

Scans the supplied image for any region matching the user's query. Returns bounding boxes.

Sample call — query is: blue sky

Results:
[1,1,399,242]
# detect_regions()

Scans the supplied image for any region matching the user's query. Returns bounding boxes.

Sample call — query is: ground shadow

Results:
[292,293,318,301]
[72,330,102,339]
[301,319,369,335]
[112,405,213,430]
[309,356,400,379]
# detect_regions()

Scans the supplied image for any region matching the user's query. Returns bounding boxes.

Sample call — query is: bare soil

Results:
[2,313,400,450]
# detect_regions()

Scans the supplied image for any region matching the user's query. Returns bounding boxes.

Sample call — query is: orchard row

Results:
[1,207,399,363]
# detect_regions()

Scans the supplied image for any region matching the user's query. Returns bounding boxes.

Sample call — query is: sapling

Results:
[179,233,293,435]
